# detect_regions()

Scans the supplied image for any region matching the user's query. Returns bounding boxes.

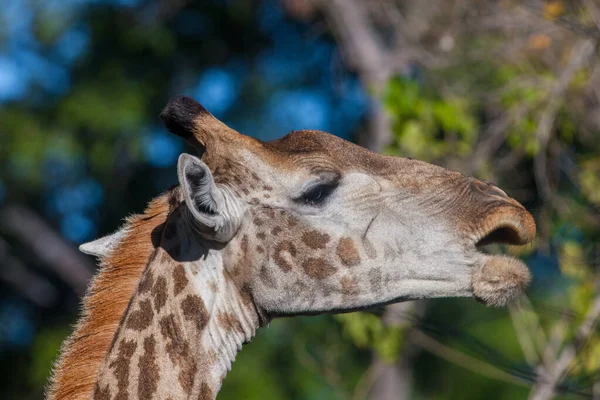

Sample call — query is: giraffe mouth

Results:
[470,206,536,307]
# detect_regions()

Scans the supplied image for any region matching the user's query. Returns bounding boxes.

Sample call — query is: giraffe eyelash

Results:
[295,181,339,206]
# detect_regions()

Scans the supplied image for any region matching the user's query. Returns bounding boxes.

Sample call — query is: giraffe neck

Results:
[94,207,259,400]
[194,249,259,387]
[49,192,175,400]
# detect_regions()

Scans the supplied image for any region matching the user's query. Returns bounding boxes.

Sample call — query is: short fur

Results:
[47,191,176,400]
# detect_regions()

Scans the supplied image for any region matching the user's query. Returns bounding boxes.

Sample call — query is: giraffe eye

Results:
[297,182,338,205]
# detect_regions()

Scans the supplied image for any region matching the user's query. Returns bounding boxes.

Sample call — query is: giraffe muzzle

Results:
[470,202,536,307]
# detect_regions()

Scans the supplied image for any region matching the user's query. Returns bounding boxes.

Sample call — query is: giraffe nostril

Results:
[471,180,510,200]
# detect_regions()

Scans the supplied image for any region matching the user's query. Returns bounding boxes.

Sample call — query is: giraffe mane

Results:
[47,189,178,400]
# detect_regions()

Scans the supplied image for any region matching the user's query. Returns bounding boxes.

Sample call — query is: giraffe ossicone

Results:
[49,95,536,400]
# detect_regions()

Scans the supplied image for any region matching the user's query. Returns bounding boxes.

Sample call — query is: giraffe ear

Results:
[79,229,127,257]
[177,153,243,241]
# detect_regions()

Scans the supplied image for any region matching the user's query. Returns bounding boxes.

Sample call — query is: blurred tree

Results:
[0,0,368,398]
[2,0,600,399]
[286,0,600,398]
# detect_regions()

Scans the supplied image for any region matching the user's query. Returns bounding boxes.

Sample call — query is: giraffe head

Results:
[55,95,538,400]
[152,95,536,315]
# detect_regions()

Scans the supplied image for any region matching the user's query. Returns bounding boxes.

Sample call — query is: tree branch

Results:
[409,329,532,388]
[308,0,393,152]
[529,290,600,400]
[534,40,594,207]
[0,237,59,308]
[0,205,95,296]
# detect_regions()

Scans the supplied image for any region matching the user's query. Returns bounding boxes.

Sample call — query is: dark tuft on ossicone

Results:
[160,95,206,139]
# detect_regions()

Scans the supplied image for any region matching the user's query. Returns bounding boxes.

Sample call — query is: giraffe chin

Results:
[471,254,531,307]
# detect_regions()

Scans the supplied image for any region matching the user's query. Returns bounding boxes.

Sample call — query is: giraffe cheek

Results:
[301,258,336,280]
[259,265,278,288]
[273,240,297,272]
[336,237,361,267]
[301,230,330,249]
[340,276,359,296]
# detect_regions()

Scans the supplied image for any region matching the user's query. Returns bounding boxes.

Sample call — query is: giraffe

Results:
[48,95,536,400]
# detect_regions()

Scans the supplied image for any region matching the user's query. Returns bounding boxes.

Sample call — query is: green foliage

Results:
[221,316,367,400]
[29,327,70,390]
[580,159,600,205]
[384,77,477,162]
[335,312,406,363]
[58,77,147,135]
[371,4,600,395]
[412,299,530,400]
[3,1,600,399]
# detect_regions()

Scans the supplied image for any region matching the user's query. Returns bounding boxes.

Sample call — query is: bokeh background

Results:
[1,0,600,399]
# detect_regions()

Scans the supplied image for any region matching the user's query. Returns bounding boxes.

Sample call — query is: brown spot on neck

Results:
[173,264,189,296]
[158,315,197,396]
[199,381,213,400]
[152,276,168,312]
[138,335,159,399]
[126,299,154,331]
[253,217,265,226]
[178,358,198,396]
[93,383,110,400]
[159,314,188,360]
[240,234,249,254]
[217,312,244,334]
[138,269,155,294]
[108,339,137,400]
[181,294,209,332]
[159,314,182,343]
